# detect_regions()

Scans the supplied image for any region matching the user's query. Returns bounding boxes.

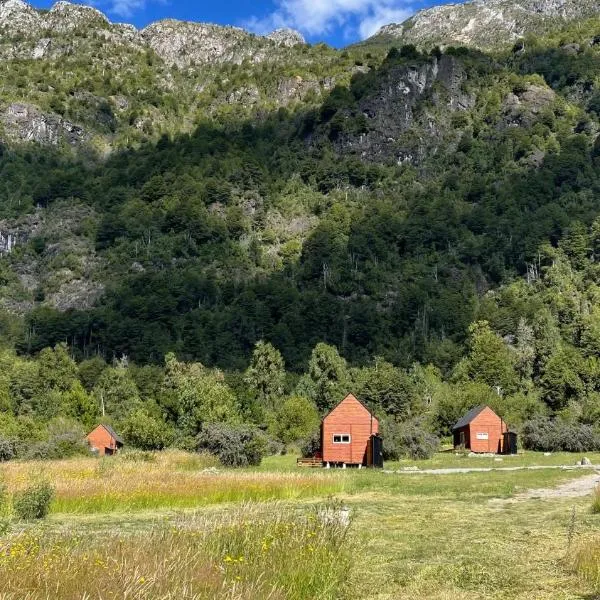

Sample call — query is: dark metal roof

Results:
[101,424,124,445]
[452,405,488,431]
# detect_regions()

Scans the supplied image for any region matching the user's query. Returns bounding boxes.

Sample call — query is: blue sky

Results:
[30,0,463,46]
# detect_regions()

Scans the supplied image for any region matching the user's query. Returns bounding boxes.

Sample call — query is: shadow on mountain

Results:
[10,43,600,372]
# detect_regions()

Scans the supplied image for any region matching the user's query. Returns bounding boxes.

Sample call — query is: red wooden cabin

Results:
[86,424,124,456]
[321,394,382,467]
[452,405,509,454]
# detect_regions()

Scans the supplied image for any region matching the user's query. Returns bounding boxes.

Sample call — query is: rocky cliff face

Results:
[0,0,304,65]
[372,0,600,51]
[334,55,476,164]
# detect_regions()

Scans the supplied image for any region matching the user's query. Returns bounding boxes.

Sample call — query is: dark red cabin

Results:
[86,424,124,456]
[321,394,381,467]
[452,405,509,454]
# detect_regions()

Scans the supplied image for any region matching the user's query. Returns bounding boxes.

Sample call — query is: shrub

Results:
[196,423,268,467]
[381,418,440,460]
[273,396,320,445]
[572,538,600,592]
[592,486,600,515]
[121,409,174,450]
[0,438,15,462]
[521,418,600,452]
[0,480,7,514]
[24,431,88,460]
[300,431,321,458]
[13,481,54,521]
[119,449,157,463]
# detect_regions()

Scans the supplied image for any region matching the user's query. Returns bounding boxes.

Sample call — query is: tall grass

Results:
[0,452,344,514]
[572,538,600,591]
[0,504,353,599]
[592,485,600,514]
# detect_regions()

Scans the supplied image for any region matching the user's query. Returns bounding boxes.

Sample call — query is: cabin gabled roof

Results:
[452,405,492,431]
[90,424,124,445]
[322,393,377,422]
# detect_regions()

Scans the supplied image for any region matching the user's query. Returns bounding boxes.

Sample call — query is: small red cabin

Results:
[86,424,124,456]
[452,405,509,454]
[321,394,381,467]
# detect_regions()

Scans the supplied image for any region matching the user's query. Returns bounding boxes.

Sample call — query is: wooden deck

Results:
[296,457,324,468]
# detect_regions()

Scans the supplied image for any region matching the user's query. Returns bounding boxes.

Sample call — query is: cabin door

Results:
[370,435,383,468]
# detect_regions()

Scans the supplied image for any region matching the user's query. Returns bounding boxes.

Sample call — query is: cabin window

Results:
[333,434,351,444]
[476,432,489,440]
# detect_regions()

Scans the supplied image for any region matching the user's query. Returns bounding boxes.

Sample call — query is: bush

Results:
[300,431,321,458]
[521,418,600,452]
[24,432,88,460]
[273,396,320,446]
[592,486,600,515]
[13,481,54,520]
[196,423,268,467]
[0,438,15,462]
[121,410,174,450]
[119,449,157,463]
[381,418,440,460]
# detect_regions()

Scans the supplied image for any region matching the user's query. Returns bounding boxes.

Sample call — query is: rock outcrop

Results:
[267,28,305,47]
[1,103,88,146]
[371,0,600,51]
[334,55,476,164]
[0,0,302,67]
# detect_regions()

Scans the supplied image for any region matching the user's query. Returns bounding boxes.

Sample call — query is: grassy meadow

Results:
[1,451,600,599]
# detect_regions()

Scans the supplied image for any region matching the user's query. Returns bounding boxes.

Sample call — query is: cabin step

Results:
[297,458,324,468]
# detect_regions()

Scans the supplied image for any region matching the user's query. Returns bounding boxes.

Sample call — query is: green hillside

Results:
[2,2,600,455]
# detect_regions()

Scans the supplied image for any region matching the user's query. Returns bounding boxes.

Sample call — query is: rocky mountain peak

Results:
[0,0,41,33]
[266,28,305,47]
[372,0,600,51]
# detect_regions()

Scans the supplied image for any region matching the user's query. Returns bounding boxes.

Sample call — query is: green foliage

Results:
[381,418,441,460]
[303,343,349,412]
[13,481,54,521]
[161,353,239,447]
[196,423,267,467]
[0,438,15,462]
[121,409,173,450]
[244,341,286,410]
[2,23,600,454]
[273,396,320,445]
[521,417,600,452]
[454,321,519,395]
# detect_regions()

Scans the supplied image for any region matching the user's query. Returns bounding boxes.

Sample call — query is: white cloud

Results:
[85,0,168,19]
[358,5,412,38]
[107,0,145,18]
[247,0,414,40]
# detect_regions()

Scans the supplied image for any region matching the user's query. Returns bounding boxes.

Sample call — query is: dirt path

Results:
[387,465,597,475]
[486,471,600,504]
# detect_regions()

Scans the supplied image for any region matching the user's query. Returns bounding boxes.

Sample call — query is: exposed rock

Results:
[267,28,305,47]
[276,76,321,104]
[0,0,41,34]
[501,84,556,128]
[46,1,110,32]
[335,55,475,164]
[1,103,87,146]
[0,213,41,255]
[47,279,105,311]
[140,20,266,67]
[32,38,51,59]
[560,42,581,55]
[226,85,260,105]
[371,0,600,51]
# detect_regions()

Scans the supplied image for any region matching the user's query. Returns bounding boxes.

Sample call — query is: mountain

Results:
[2,0,600,456]
[368,0,600,51]
[0,0,600,377]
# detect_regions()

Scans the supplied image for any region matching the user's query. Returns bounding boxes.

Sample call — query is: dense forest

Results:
[3,11,600,460]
